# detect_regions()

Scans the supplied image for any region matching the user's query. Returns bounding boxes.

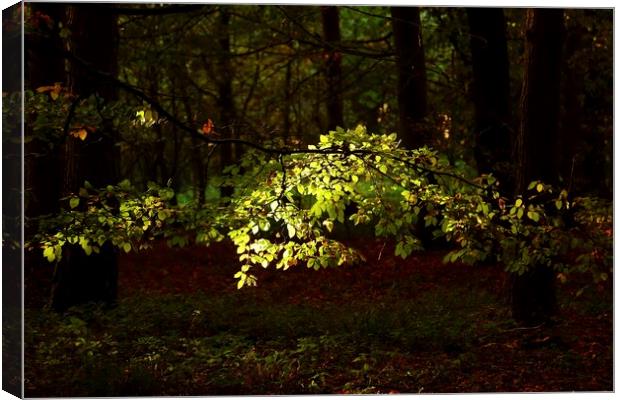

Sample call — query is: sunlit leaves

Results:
[135,107,159,127]
[69,128,88,141]
[36,83,63,100]
[29,127,612,291]
[43,246,56,262]
[69,197,80,209]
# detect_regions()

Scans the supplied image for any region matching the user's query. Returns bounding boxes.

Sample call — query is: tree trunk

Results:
[558,20,585,192]
[321,6,344,131]
[391,6,428,149]
[217,9,236,170]
[24,4,65,302]
[512,8,565,325]
[182,93,206,205]
[3,5,24,395]
[52,4,120,312]
[215,9,237,199]
[515,8,565,193]
[466,8,513,192]
[283,59,292,140]
[24,3,65,222]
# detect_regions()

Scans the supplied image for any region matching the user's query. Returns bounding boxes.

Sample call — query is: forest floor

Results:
[25,239,612,396]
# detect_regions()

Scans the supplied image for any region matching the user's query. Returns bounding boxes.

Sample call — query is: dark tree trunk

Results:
[510,267,557,325]
[215,9,237,199]
[516,8,565,193]
[466,8,513,192]
[182,93,206,205]
[52,4,120,312]
[24,3,65,222]
[146,66,170,185]
[3,6,24,395]
[283,59,292,139]
[391,6,428,149]
[512,8,565,326]
[321,6,344,131]
[216,9,236,170]
[558,21,584,192]
[23,3,65,315]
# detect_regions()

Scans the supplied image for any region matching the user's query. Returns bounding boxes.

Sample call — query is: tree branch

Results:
[60,47,487,192]
[103,5,210,16]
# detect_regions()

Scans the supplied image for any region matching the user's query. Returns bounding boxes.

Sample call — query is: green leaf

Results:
[286,224,296,238]
[515,198,523,208]
[122,242,131,253]
[481,203,489,215]
[527,211,540,222]
[43,247,55,262]
[517,208,524,219]
[69,197,80,209]
[119,179,132,190]
[323,220,334,232]
[536,183,544,192]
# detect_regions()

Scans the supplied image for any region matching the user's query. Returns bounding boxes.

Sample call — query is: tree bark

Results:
[516,8,565,193]
[512,8,565,326]
[52,4,120,312]
[3,5,24,395]
[23,3,66,314]
[24,3,65,222]
[391,6,428,149]
[558,20,585,192]
[216,8,236,170]
[283,59,293,140]
[321,6,344,131]
[466,8,513,192]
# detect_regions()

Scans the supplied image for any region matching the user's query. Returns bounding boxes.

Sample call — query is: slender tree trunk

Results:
[147,66,169,185]
[467,8,513,192]
[215,9,238,200]
[512,8,565,326]
[182,94,206,205]
[283,58,292,140]
[391,6,428,149]
[216,8,236,170]
[321,6,344,131]
[52,4,120,312]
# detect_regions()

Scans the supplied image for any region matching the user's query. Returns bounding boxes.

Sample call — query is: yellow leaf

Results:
[37,83,62,100]
[70,129,88,141]
[36,85,54,93]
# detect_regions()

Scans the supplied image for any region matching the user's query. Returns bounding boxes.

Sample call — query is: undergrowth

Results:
[25,274,611,396]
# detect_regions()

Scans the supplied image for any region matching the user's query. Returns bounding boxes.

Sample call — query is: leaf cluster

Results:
[29,126,612,288]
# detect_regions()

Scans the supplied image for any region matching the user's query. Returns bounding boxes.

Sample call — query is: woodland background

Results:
[1,3,613,396]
